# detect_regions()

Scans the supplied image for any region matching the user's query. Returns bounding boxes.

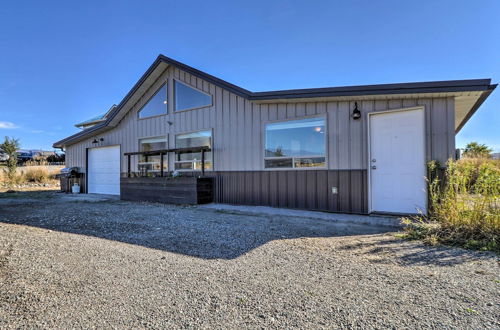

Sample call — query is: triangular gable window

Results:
[138,84,167,118]
[174,80,212,111]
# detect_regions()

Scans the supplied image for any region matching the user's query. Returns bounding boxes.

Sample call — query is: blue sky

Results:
[0,1,498,151]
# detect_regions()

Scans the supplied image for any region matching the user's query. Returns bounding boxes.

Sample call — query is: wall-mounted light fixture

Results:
[92,139,99,144]
[352,102,361,120]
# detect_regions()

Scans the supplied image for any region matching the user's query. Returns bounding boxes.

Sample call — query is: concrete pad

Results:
[201,203,403,228]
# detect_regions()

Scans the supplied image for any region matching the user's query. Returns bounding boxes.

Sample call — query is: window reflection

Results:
[174,80,212,111]
[138,84,167,118]
[265,117,326,169]
[175,130,212,170]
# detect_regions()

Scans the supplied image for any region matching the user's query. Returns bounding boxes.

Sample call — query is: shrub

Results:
[24,168,52,183]
[0,137,20,187]
[46,153,65,163]
[403,158,500,253]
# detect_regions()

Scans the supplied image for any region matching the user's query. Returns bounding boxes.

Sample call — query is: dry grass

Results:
[403,158,500,252]
[0,165,63,186]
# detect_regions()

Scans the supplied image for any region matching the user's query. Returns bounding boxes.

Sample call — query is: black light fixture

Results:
[352,102,361,120]
[92,138,99,144]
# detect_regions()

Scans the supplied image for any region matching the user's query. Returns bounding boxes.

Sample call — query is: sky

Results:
[0,0,498,151]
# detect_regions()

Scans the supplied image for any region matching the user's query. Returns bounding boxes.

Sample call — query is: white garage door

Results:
[88,146,121,195]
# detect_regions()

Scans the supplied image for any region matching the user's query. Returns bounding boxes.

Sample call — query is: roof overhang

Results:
[53,54,496,148]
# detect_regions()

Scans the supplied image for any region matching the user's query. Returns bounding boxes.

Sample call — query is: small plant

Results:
[465,308,478,314]
[0,137,20,188]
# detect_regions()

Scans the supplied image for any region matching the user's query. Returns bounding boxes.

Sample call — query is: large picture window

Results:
[175,130,212,171]
[174,80,212,112]
[138,84,167,118]
[265,117,326,169]
[138,136,167,173]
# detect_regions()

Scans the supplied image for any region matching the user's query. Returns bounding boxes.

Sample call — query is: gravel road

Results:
[0,191,498,329]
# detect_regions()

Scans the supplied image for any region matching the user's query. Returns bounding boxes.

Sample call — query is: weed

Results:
[403,158,499,253]
[465,308,478,314]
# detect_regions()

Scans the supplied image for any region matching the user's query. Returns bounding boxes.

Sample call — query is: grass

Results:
[465,308,479,314]
[0,190,56,199]
[24,167,52,183]
[0,165,62,187]
[402,158,500,253]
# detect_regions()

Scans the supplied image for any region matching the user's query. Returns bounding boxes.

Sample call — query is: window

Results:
[265,117,326,169]
[138,136,167,173]
[175,130,212,171]
[138,84,167,118]
[174,80,211,111]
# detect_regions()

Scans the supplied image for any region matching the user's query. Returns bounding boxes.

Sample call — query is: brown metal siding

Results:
[211,170,367,214]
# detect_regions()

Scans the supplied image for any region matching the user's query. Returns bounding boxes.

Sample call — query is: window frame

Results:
[137,82,168,120]
[174,128,214,172]
[137,135,168,173]
[173,79,213,113]
[262,114,328,171]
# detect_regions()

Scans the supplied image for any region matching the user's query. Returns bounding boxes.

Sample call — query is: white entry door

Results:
[88,146,121,195]
[369,108,426,214]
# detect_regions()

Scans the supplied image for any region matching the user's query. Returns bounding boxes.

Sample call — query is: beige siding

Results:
[64,67,456,174]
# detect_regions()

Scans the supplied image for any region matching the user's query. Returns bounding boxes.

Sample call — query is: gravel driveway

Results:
[0,191,498,329]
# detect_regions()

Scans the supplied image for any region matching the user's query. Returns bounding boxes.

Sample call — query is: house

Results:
[53,55,496,215]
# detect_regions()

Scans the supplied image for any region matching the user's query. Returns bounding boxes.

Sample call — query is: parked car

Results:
[17,151,33,163]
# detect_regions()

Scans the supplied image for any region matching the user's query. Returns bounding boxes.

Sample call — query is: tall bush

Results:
[0,137,20,187]
[406,158,500,252]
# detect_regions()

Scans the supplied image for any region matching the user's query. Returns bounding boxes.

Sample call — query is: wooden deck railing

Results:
[123,146,211,177]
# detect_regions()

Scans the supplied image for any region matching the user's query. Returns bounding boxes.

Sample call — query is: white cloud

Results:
[0,121,18,129]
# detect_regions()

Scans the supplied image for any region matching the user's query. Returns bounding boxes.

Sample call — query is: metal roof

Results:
[53,54,496,148]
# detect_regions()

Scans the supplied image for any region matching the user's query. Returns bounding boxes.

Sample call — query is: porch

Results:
[121,146,214,204]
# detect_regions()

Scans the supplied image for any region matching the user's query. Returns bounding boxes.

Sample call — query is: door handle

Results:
[371,165,377,170]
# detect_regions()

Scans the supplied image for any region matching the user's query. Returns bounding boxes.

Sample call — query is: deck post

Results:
[160,153,164,177]
[201,149,205,176]
[127,154,131,178]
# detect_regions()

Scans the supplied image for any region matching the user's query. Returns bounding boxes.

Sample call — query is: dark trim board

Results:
[212,170,368,214]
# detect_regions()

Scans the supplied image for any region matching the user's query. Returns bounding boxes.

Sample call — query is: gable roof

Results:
[53,54,496,148]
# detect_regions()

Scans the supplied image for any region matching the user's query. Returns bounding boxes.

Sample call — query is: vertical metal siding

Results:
[64,66,456,175]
